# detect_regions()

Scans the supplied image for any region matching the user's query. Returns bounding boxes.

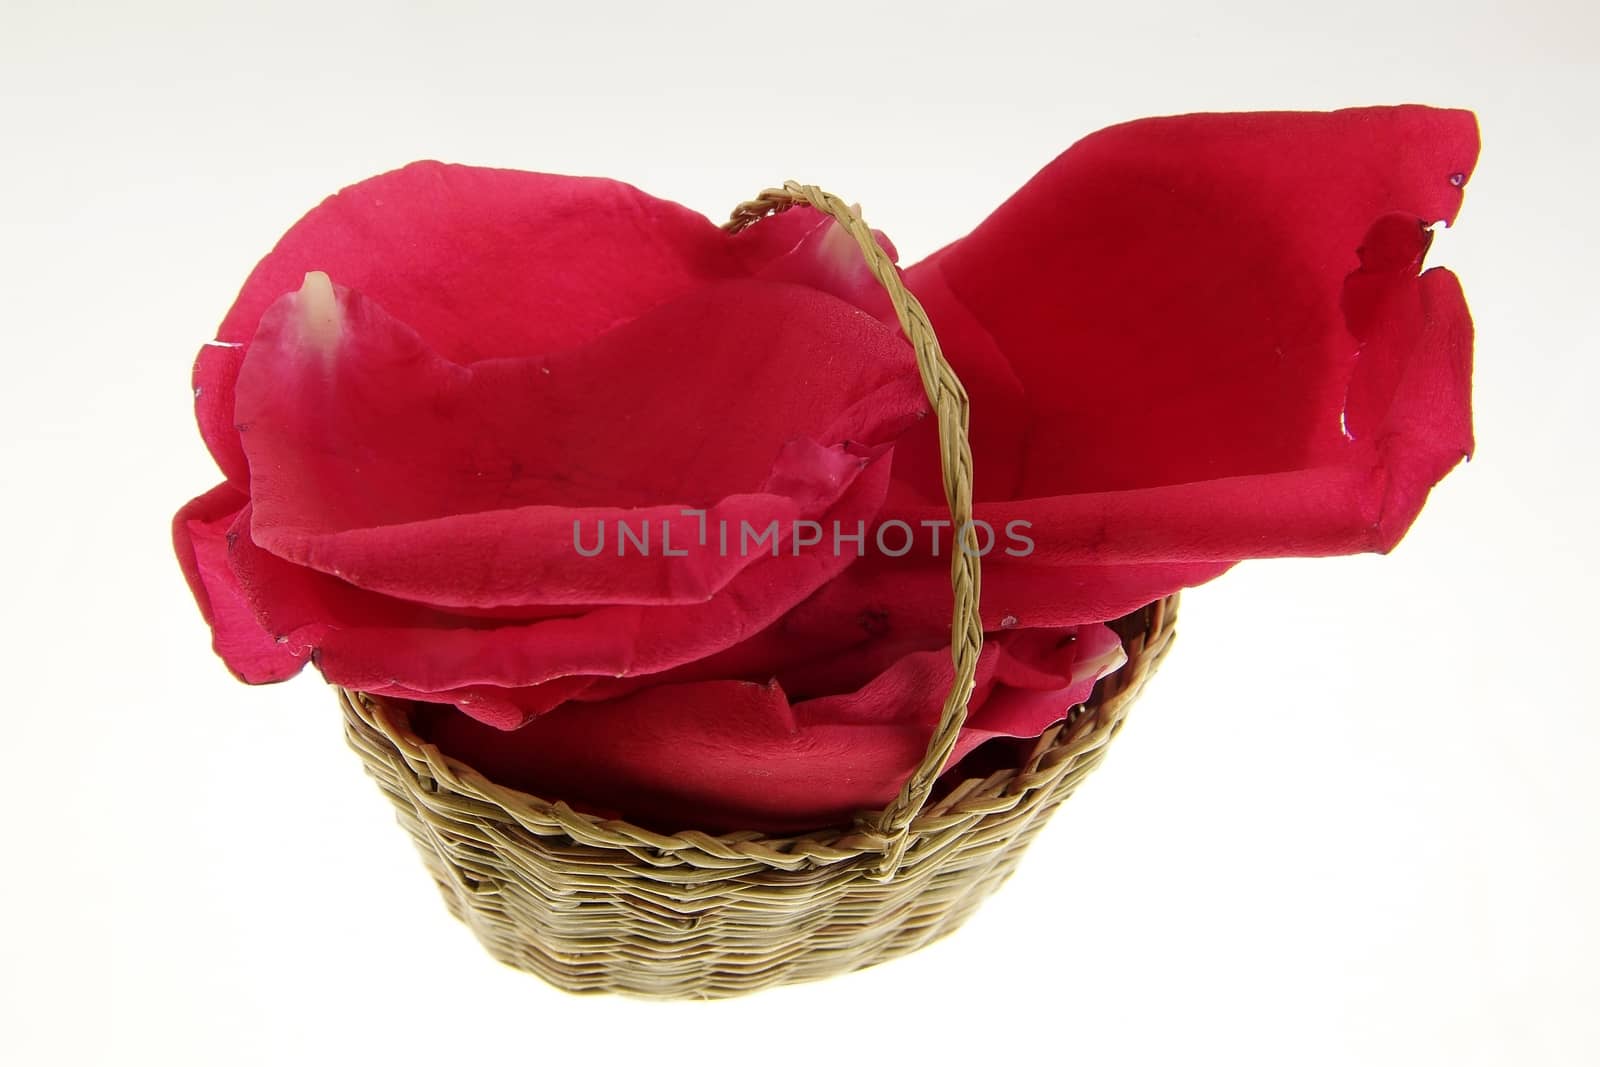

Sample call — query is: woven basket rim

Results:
[340,593,1176,874]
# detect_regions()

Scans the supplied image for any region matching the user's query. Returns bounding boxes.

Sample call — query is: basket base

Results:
[417,792,1068,998]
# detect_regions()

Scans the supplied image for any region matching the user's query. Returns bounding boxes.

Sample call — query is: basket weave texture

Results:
[337,184,1180,997]
[341,596,1174,998]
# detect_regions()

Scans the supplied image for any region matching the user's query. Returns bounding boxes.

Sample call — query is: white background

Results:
[2,1,1596,1064]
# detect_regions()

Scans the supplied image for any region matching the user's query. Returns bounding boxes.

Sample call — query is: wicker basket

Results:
[338,183,1181,998]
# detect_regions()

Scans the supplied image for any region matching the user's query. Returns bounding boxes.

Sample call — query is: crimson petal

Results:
[220,450,895,727]
[235,275,926,609]
[172,484,304,683]
[417,623,1123,832]
[900,105,1477,558]
[861,105,1477,625]
[194,161,752,485]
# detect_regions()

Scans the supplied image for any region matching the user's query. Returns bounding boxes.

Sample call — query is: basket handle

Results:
[724,183,983,881]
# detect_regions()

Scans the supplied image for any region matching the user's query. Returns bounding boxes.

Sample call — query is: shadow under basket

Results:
[338,594,1177,999]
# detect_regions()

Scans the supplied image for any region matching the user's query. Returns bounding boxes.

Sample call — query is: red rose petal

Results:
[860,105,1477,624]
[195,162,751,485]
[235,275,927,609]
[903,104,1476,533]
[218,447,895,726]
[881,261,1033,508]
[745,205,901,319]
[782,553,1233,633]
[417,623,1122,832]
[172,484,304,683]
